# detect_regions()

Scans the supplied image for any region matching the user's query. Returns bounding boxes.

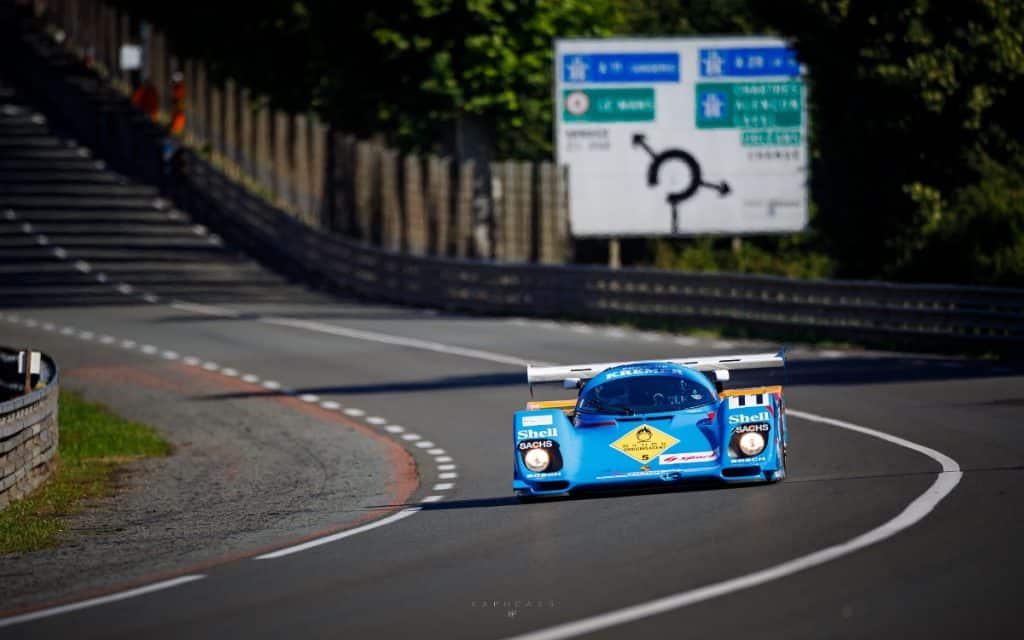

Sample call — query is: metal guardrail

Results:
[173,157,1024,353]
[7,23,1024,355]
[0,348,59,509]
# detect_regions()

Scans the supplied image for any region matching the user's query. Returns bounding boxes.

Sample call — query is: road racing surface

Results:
[1,81,1023,640]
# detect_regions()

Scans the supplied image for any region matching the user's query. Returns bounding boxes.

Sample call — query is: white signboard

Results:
[119,44,142,71]
[554,37,808,237]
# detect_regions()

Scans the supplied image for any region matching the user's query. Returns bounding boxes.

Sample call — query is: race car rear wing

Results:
[526,350,785,386]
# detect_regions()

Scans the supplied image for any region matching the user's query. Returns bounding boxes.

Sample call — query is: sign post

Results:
[554,37,808,239]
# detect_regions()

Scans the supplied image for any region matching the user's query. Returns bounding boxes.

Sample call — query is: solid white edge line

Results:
[261,316,542,367]
[256,508,421,560]
[0,575,206,629]
[498,408,962,640]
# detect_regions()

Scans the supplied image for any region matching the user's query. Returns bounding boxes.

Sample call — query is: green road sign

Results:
[696,81,802,129]
[563,88,655,123]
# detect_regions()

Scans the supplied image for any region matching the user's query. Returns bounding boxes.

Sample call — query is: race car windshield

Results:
[577,375,714,415]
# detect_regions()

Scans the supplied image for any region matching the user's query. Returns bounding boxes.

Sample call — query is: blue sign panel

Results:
[563,53,680,84]
[699,47,800,78]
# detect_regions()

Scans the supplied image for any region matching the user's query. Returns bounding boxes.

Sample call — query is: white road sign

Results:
[554,37,809,237]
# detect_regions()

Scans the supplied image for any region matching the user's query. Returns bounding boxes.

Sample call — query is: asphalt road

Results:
[2,82,1023,640]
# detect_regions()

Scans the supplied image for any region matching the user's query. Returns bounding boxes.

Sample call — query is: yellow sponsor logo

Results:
[609,424,679,463]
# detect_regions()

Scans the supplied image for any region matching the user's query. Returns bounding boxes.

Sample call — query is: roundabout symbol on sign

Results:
[566,91,590,116]
[632,133,731,234]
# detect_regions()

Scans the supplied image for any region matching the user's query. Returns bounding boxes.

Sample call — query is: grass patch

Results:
[0,390,171,554]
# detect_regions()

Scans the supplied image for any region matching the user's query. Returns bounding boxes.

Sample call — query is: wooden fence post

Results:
[272,110,291,211]
[428,155,451,256]
[223,79,237,178]
[238,87,254,178]
[293,114,311,224]
[209,84,223,163]
[311,118,328,228]
[354,141,377,243]
[254,103,271,193]
[403,155,428,255]
[454,160,474,258]
[379,147,403,252]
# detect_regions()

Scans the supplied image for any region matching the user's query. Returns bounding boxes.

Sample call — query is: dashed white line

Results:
[401,433,421,441]
[261,380,281,390]
[99,335,115,344]
[343,408,365,417]
[435,456,453,463]
[182,356,201,366]
[201,361,219,371]
[161,351,180,360]
[220,368,239,377]
[421,495,444,503]
[385,425,405,434]
[438,472,458,480]
[241,374,260,384]
[299,394,320,404]
[319,400,341,410]
[60,327,75,336]
[366,416,387,425]
[437,464,457,471]
[415,441,435,449]
[120,340,136,349]
[78,331,95,341]
[427,449,445,456]
[432,482,455,491]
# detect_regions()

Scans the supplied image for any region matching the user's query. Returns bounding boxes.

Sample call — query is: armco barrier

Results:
[0,348,59,510]
[5,21,1024,355]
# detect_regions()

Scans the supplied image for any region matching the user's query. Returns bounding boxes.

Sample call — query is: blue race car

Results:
[513,351,787,499]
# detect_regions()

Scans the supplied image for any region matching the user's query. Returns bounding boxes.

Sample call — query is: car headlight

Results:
[523,447,551,472]
[737,432,766,457]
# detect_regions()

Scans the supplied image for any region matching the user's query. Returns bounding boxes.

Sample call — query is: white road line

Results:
[78,331,95,340]
[435,456,453,463]
[437,464,457,471]
[120,340,136,349]
[319,400,341,410]
[241,374,260,384]
[140,345,158,355]
[202,362,219,371]
[182,356,201,366]
[366,416,387,425]
[261,316,540,367]
[99,335,115,344]
[256,508,421,560]
[415,441,435,449]
[385,425,405,433]
[427,448,445,456]
[421,495,444,503]
[401,433,421,441]
[0,575,206,629]
[170,301,241,318]
[300,394,320,404]
[161,351,180,360]
[499,409,962,640]
[261,380,281,390]
[438,472,458,480]
[342,408,365,417]
[432,482,454,491]
[220,368,239,377]
[60,327,74,336]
